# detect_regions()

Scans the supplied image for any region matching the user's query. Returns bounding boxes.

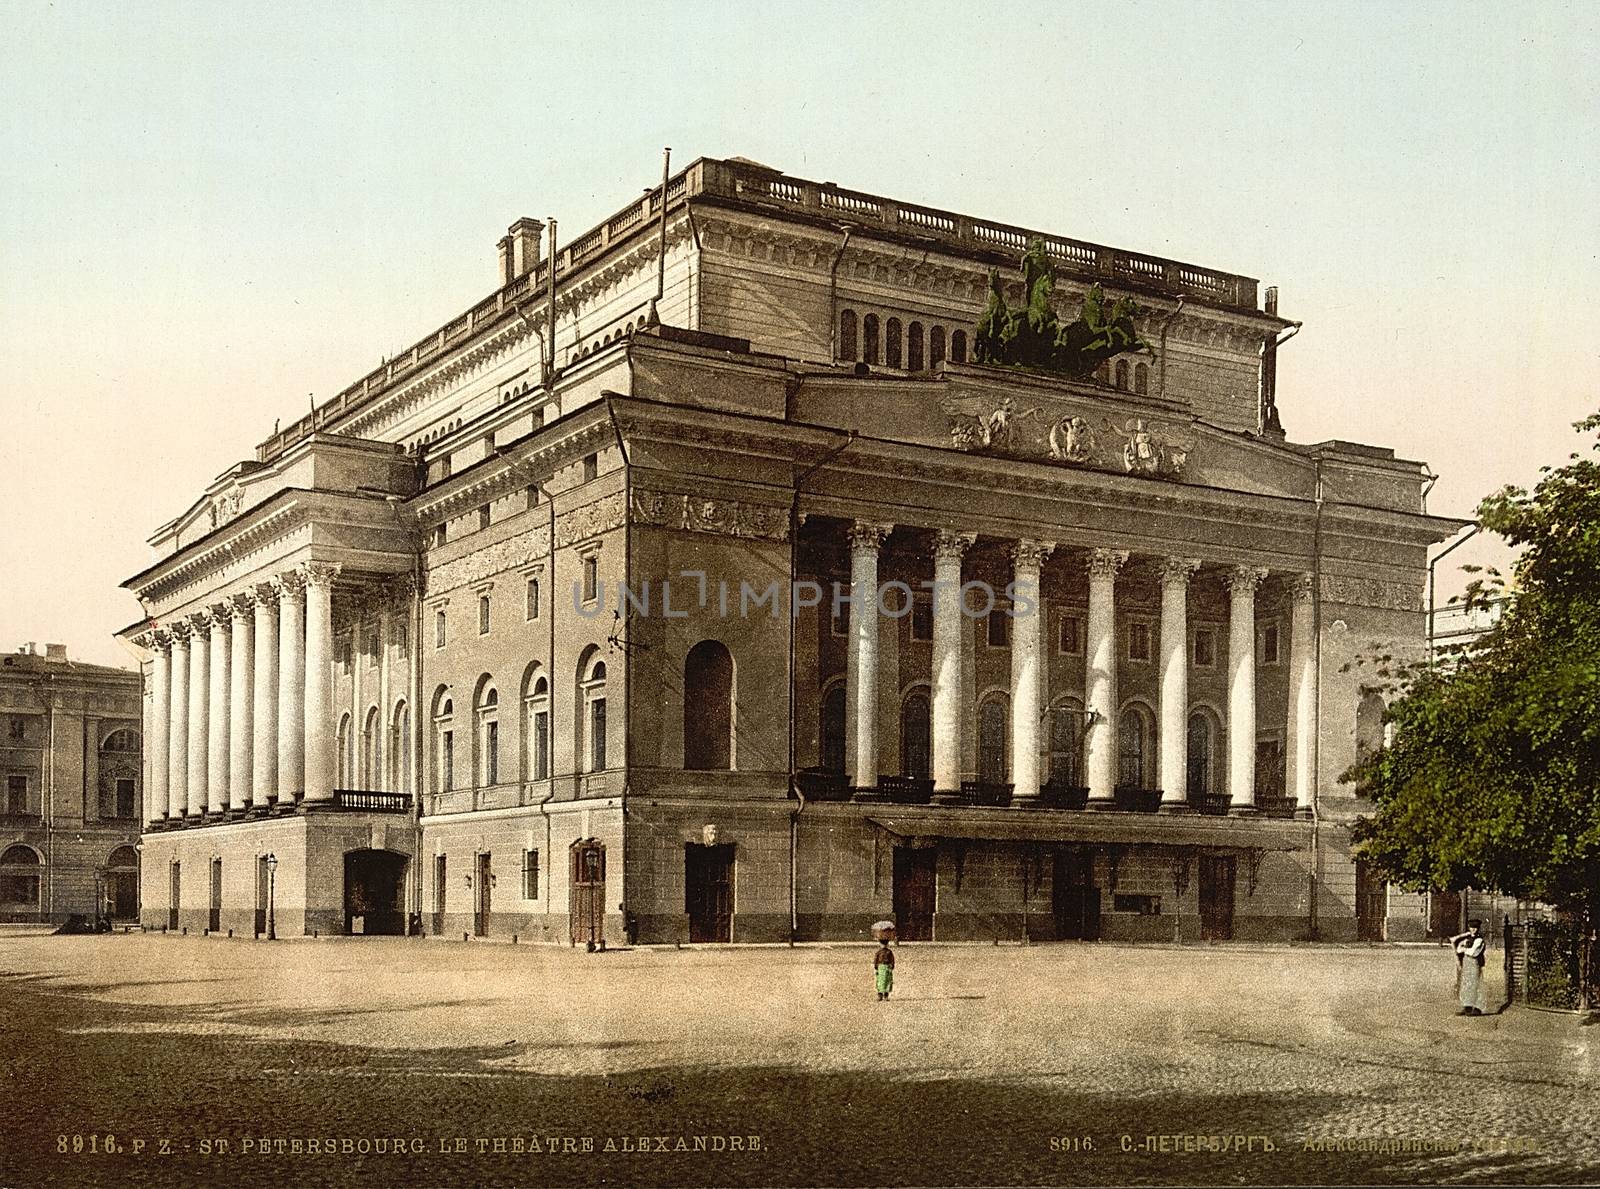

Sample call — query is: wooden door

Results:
[1355,859,1387,941]
[892,846,937,941]
[474,852,492,937]
[168,862,180,931]
[208,859,221,933]
[1052,849,1101,940]
[1198,854,1236,940]
[685,843,735,942]
[569,841,605,948]
[1427,890,1462,940]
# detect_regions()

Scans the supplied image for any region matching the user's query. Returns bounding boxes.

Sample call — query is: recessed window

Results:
[829,588,849,638]
[526,577,540,621]
[581,555,599,603]
[1058,614,1083,656]
[910,597,932,643]
[1259,622,1281,666]
[1113,894,1161,915]
[433,523,448,548]
[950,329,967,363]
[987,608,1010,648]
[395,624,409,658]
[9,718,26,741]
[526,484,540,511]
[6,775,28,814]
[1192,627,1217,668]
[434,609,447,650]
[523,849,540,900]
[478,595,491,635]
[1127,621,1152,663]
[582,453,598,483]
[478,504,491,532]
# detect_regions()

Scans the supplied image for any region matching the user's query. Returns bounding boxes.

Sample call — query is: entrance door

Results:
[255,856,268,937]
[569,841,605,948]
[107,846,139,921]
[1198,854,1236,941]
[208,859,222,933]
[1052,849,1101,940]
[1427,889,1463,940]
[343,850,408,935]
[474,852,492,937]
[685,843,735,942]
[892,847,937,941]
[168,862,180,931]
[1355,859,1388,941]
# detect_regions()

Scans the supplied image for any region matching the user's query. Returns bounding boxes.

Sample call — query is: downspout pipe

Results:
[1258,321,1302,434]
[1428,523,1483,657]
[827,226,855,361]
[1309,456,1325,938]
[604,396,634,942]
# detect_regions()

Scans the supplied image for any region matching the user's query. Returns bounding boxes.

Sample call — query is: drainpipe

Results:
[545,218,559,385]
[605,396,634,941]
[649,147,671,325]
[683,201,703,330]
[1156,296,1186,402]
[827,226,855,361]
[1428,524,1482,657]
[1309,456,1325,938]
[1258,317,1302,435]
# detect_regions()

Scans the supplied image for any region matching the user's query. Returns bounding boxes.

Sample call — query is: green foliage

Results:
[1348,414,1600,923]
[972,239,1150,376]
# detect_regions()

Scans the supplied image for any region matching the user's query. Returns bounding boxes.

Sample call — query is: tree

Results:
[1349,413,1600,925]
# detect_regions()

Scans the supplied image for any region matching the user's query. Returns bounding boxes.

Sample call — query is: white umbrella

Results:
[871,919,896,939]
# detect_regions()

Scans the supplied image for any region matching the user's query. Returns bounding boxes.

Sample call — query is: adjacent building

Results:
[0,643,143,924]
[119,157,1458,943]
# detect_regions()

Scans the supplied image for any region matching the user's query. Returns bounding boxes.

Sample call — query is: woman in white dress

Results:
[1452,918,1487,1015]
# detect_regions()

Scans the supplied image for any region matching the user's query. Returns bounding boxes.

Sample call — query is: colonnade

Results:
[143,562,340,825]
[840,523,1319,814]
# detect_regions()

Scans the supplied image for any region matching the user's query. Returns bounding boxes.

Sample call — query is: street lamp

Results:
[265,853,278,941]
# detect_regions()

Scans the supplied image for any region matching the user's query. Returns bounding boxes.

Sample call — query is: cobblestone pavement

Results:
[1,934,1596,1186]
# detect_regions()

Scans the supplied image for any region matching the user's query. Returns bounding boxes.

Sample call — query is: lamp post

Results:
[265,852,278,941]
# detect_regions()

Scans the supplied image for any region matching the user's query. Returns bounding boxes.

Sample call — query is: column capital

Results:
[933,529,977,562]
[1160,556,1202,588]
[847,521,893,553]
[299,561,342,590]
[168,620,192,643]
[229,590,258,617]
[188,608,219,633]
[1086,547,1129,580]
[273,570,308,602]
[207,604,234,633]
[253,580,281,606]
[1225,565,1269,597]
[1010,539,1056,570]
[1289,572,1315,603]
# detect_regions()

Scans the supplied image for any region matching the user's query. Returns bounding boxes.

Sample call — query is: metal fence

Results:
[1504,917,1599,1011]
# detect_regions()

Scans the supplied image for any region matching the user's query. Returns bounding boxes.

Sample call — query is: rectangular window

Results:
[478,504,491,532]
[442,730,454,791]
[987,608,1010,647]
[434,609,447,650]
[526,484,540,511]
[526,578,540,621]
[1058,614,1083,655]
[396,624,409,658]
[1127,621,1152,663]
[1113,894,1161,915]
[485,721,499,785]
[115,778,135,818]
[434,855,447,916]
[582,453,598,482]
[1259,622,1281,666]
[910,597,932,642]
[1192,627,1217,668]
[6,774,27,814]
[433,523,447,548]
[523,849,540,900]
[1256,736,1287,801]
[478,595,491,635]
[533,711,550,780]
[582,556,598,603]
[830,587,849,638]
[8,718,24,741]
[590,698,607,770]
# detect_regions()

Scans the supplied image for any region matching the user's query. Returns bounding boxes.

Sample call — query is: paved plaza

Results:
[1,934,1596,1186]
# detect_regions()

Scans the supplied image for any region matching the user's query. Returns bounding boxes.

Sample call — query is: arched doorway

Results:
[343,849,408,935]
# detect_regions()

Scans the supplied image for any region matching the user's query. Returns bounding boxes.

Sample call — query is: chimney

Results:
[502,217,544,285]
[46,643,67,660]
[1264,286,1279,316]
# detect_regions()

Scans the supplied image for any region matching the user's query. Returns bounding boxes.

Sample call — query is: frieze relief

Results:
[631,490,790,542]
[1320,574,1424,613]
[427,525,552,595]
[553,491,627,550]
[944,393,1194,480]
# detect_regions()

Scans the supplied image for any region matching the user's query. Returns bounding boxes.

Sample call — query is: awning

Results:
[865,808,1306,852]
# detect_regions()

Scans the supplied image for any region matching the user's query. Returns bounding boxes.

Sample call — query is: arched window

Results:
[476,683,500,786]
[1049,697,1085,787]
[101,728,139,752]
[432,690,455,793]
[522,665,550,781]
[684,641,734,770]
[978,696,1008,784]
[929,325,947,369]
[337,713,353,789]
[390,700,411,794]
[1118,703,1154,788]
[950,329,967,363]
[1187,708,1219,798]
[839,309,858,361]
[885,317,903,368]
[900,689,931,779]
[579,654,607,772]
[862,314,880,365]
[0,845,41,910]
[1134,361,1150,395]
[820,682,846,775]
[361,706,380,788]
[907,322,925,371]
[1355,691,1386,761]
[1115,359,1130,391]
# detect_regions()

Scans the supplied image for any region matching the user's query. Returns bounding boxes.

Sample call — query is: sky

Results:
[2,1,1596,668]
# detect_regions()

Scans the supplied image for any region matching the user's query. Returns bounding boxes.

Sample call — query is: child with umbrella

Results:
[872,920,896,1001]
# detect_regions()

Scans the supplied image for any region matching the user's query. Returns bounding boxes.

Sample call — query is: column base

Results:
[851,788,890,803]
[1084,796,1118,812]
[1294,806,1314,820]
[931,790,966,806]
[1228,803,1259,817]
[1010,794,1045,810]
[1157,801,1191,814]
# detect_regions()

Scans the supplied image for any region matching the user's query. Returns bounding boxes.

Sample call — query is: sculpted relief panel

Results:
[1320,574,1424,613]
[631,490,790,542]
[427,525,552,595]
[945,394,1194,480]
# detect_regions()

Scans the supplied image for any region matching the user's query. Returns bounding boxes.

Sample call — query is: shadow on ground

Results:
[0,979,1588,1188]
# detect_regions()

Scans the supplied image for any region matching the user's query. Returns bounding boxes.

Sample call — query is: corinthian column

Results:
[931,530,975,803]
[148,632,171,825]
[845,522,892,796]
[1287,573,1317,818]
[186,613,210,819]
[252,583,279,809]
[1158,558,1200,812]
[1009,540,1054,806]
[1226,565,1269,814]
[167,625,189,821]
[302,562,342,804]
[1084,548,1127,809]
[206,606,230,816]
[228,593,254,812]
[275,571,306,806]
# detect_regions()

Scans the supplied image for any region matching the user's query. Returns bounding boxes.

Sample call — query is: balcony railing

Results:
[880,776,934,804]
[331,789,413,814]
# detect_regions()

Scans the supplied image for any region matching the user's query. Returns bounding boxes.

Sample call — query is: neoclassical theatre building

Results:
[121,157,1457,943]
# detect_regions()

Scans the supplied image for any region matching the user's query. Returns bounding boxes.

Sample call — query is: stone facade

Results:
[119,157,1459,944]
